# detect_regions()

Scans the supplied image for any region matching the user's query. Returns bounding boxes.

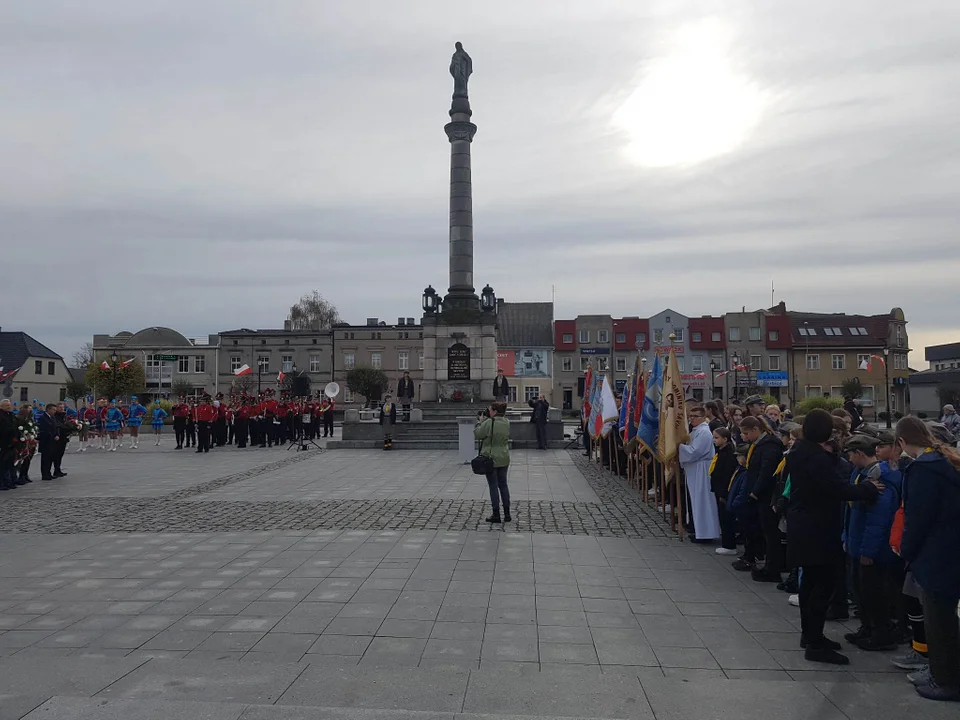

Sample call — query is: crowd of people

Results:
[678,396,959,702]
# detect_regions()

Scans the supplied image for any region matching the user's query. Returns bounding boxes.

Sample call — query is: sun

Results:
[612,21,766,168]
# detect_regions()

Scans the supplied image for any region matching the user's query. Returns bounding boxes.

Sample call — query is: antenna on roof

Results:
[771,279,775,308]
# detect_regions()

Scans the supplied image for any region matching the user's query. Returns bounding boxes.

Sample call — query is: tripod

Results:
[287,406,323,452]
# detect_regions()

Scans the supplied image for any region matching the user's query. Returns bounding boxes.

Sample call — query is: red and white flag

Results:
[233,364,252,377]
[277,370,286,384]
[859,354,886,371]
[100,361,110,370]
[0,366,21,382]
[120,358,135,368]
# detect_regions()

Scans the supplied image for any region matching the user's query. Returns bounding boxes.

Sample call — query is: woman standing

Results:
[379,394,397,450]
[126,396,147,449]
[104,400,124,452]
[896,417,960,702]
[475,402,511,524]
[710,427,738,555]
[151,404,168,446]
[727,405,745,445]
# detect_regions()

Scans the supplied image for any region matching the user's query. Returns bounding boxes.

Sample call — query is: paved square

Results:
[0,444,940,719]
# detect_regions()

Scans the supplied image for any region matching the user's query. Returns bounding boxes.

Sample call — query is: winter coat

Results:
[901,451,960,599]
[727,467,751,515]
[785,439,880,567]
[746,433,783,500]
[475,416,510,468]
[710,443,737,498]
[845,461,902,563]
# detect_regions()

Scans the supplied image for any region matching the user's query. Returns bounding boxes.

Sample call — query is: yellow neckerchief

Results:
[728,465,743,492]
[383,404,392,414]
[775,457,786,477]
[709,453,719,476]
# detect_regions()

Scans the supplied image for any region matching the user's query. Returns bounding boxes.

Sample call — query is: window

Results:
[230,356,243,372]
[830,386,843,398]
[261,339,266,345]
[194,355,206,373]
[823,328,835,336]
[258,355,270,373]
[616,357,627,372]
[806,386,823,398]
[653,329,663,344]
[768,355,781,371]
[676,356,684,372]
[636,332,646,346]
[398,351,409,370]
[673,328,684,343]
[508,386,518,403]
[580,357,591,371]
[233,340,238,346]
[282,355,293,372]
[371,352,382,369]
[179,356,190,373]
[343,353,355,370]
[145,354,159,369]
[857,354,870,369]
[19,387,28,402]
[711,355,724,371]
[858,327,868,335]
[750,355,761,371]
[692,332,702,343]
[343,388,354,403]
[806,354,820,370]
[711,332,721,342]
[418,353,424,370]
[616,333,626,344]
[309,354,321,373]
[831,354,845,370]
[562,357,573,372]
[34,360,42,374]
[48,361,55,375]
[563,333,573,344]
[59,387,67,401]
[524,386,540,402]
[598,330,609,343]
[749,327,761,341]
[728,327,741,342]
[597,357,608,371]
[894,353,907,370]
[665,315,672,323]
[860,385,875,407]
[579,329,589,343]
[692,355,703,372]
[799,327,817,336]
[768,331,779,342]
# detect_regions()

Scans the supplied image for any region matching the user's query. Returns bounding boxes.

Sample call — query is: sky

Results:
[3,1,959,368]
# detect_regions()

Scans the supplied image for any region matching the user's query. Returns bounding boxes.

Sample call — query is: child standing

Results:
[151,404,168,445]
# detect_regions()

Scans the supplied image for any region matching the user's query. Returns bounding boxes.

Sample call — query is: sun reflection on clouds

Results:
[612,19,766,168]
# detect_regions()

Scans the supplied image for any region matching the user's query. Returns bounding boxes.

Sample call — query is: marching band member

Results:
[185,400,196,448]
[104,399,123,452]
[151,403,168,445]
[263,390,279,447]
[96,398,108,449]
[379,394,396,450]
[322,394,336,438]
[126,396,147,449]
[79,398,97,452]
[194,395,216,453]
[117,400,129,448]
[172,397,189,449]
[235,397,250,448]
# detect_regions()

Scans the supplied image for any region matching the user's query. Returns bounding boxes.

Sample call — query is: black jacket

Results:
[397,377,415,400]
[710,442,738,497]
[493,376,510,396]
[747,433,783,500]
[786,439,879,567]
[379,402,397,425]
[843,400,863,430]
[528,398,548,424]
[37,412,59,442]
[0,410,17,457]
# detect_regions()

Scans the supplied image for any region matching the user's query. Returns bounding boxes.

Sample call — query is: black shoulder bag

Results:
[471,428,495,475]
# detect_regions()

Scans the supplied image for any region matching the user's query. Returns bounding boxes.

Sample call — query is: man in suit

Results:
[37,403,60,481]
[528,394,550,450]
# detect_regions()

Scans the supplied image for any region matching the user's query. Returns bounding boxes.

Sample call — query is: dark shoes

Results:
[825,606,850,621]
[805,647,850,665]
[53,472,66,478]
[844,625,871,645]
[856,632,898,652]
[731,559,755,572]
[801,636,842,651]
[751,569,782,583]
[485,515,502,524]
[916,682,960,702]
[504,512,512,523]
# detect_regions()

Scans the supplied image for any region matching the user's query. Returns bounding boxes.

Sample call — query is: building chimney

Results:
[407,318,415,326]
[283,320,292,331]
[398,318,406,326]
[366,318,378,327]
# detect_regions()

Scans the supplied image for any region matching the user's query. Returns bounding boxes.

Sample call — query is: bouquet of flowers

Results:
[451,390,465,402]
[15,418,38,466]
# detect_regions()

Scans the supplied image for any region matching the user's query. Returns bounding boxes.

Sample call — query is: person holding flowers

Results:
[15,404,38,484]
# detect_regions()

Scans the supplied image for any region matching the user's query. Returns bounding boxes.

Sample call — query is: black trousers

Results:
[923,588,960,688]
[0,453,16,488]
[250,418,260,446]
[53,439,67,474]
[39,439,56,479]
[213,418,226,446]
[185,422,196,446]
[758,503,782,576]
[535,422,547,449]
[235,419,247,448]
[401,402,411,421]
[197,421,211,452]
[174,418,186,447]
[740,503,765,564]
[859,561,899,632]
[18,454,33,480]
[799,564,836,647]
[485,466,510,514]
[718,499,737,550]
[323,412,334,437]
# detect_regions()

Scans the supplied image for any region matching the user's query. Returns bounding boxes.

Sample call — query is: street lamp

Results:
[422,285,438,315]
[109,351,119,400]
[709,360,717,400]
[731,352,740,402]
[480,284,496,313]
[883,347,891,428]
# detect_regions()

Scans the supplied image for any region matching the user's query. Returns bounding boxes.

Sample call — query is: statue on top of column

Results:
[450,42,472,98]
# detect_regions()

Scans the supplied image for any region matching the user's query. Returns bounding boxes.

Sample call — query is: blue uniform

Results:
[105,407,124,432]
[127,403,147,428]
[151,407,168,430]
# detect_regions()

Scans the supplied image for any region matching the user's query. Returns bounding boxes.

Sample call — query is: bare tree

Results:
[288,291,341,330]
[71,342,95,369]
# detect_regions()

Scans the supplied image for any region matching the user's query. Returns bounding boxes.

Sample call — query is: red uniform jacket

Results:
[172,404,189,419]
[195,404,217,423]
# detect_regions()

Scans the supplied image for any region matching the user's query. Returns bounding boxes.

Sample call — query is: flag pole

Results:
[676,460,685,542]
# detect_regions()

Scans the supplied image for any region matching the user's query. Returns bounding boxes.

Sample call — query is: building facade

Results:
[218,323,333,398]
[723,310,791,402]
[494,301,554,405]
[925,341,960,371]
[93,327,220,399]
[332,317,424,406]
[0,330,73,406]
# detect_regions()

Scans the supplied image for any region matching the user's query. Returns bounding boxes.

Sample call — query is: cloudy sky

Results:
[3,1,958,366]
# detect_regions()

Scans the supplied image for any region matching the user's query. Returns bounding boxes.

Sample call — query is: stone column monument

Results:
[420,42,498,403]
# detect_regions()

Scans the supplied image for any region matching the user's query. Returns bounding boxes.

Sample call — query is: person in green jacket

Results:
[475,402,511,523]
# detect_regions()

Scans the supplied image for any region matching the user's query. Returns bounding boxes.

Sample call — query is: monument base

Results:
[420,315,497,403]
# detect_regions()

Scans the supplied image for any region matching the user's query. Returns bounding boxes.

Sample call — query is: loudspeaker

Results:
[292,374,311,398]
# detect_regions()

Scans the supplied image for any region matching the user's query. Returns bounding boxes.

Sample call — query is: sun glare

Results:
[612,21,765,168]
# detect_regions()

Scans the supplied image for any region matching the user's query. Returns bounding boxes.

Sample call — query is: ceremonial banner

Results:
[636,353,663,455]
[588,372,604,438]
[625,353,644,446]
[597,373,619,438]
[582,364,594,420]
[658,350,689,481]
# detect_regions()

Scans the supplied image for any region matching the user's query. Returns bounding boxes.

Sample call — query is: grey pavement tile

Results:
[35,630,103,648]
[708,646,782,671]
[361,637,428,666]
[309,634,373,656]
[537,625,593,644]
[169,615,232,632]
[487,593,535,610]
[480,638,538,663]
[535,595,583,611]
[89,631,160,649]
[484,608,537,625]
[464,664,653,718]
[21,696,247,720]
[421,638,482,661]
[661,668,727,680]
[723,669,794,681]
[430,622,484,641]
[436,606,487,624]
[788,669,860,682]
[654,647,720,669]
[586,613,640,629]
[378,619,435,638]
[0,693,51,720]
[98,657,305,704]
[387,604,441,622]
[220,617,282,633]
[814,681,959,720]
[185,650,249,662]
[278,665,470,712]
[537,610,588,627]
[637,617,704,648]
[140,629,213,651]
[539,642,600,665]
[0,655,148,697]
[241,706,451,720]
[0,631,55,649]
[324,617,384,636]
[195,632,266,652]
[532,583,581,598]
[337,603,393,619]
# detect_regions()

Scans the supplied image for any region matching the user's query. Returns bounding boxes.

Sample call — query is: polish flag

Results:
[693,373,706,380]
[100,361,110,370]
[120,358,135,368]
[233,364,252,376]
[0,367,21,382]
[858,358,871,370]
[277,371,286,384]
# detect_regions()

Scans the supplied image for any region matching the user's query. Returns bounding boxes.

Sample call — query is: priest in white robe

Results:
[678,405,721,541]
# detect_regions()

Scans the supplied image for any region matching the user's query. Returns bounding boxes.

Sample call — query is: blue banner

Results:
[637,354,663,455]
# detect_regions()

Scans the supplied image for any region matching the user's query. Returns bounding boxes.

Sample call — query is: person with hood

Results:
[786,409,881,666]
[895,416,960,702]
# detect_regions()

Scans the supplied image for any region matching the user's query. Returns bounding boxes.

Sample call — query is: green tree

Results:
[70,342,94,369]
[346,366,389,407]
[171,379,194,400]
[64,378,90,406]
[840,377,864,399]
[795,395,844,414]
[85,360,146,401]
[231,375,256,396]
[288,290,341,330]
